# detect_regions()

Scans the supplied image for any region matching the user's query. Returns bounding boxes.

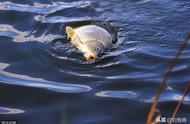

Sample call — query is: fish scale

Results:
[73,25,112,49]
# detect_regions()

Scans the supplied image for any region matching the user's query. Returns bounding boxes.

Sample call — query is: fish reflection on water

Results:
[0,0,190,124]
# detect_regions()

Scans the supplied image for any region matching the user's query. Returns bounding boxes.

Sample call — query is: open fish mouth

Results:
[86,55,96,62]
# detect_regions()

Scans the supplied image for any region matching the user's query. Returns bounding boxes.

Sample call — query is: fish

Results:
[66,25,113,62]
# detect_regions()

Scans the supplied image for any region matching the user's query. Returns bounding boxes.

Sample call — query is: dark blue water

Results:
[0,0,190,124]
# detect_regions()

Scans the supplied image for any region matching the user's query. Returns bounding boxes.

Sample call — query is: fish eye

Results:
[95,47,102,53]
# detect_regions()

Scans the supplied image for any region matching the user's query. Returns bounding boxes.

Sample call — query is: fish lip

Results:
[86,55,96,62]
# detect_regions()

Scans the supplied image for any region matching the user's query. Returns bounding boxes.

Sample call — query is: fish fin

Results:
[66,26,83,49]
[66,26,74,40]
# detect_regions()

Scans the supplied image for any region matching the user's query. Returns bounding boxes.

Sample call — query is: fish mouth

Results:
[86,55,96,62]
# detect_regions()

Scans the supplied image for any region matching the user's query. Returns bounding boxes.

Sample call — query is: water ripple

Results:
[35,15,92,23]
[0,24,63,42]
[96,89,190,103]
[0,1,91,14]
[0,0,190,123]
[96,91,138,99]
[138,45,190,60]
[105,72,159,80]
[0,107,24,114]
[0,70,91,93]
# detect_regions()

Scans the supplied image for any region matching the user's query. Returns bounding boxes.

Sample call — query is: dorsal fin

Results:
[66,26,74,40]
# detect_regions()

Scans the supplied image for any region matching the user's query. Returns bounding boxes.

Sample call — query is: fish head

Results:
[81,40,105,62]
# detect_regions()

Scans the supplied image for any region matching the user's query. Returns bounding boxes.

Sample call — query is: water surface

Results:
[0,0,190,124]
